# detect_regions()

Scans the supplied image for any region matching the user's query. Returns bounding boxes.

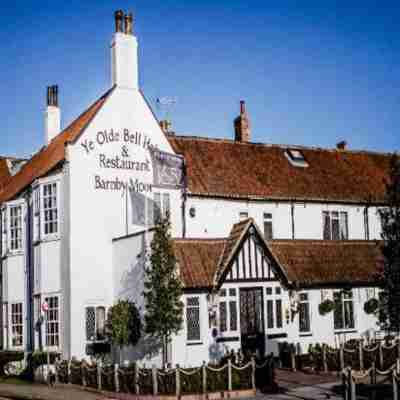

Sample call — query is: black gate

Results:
[239,288,265,357]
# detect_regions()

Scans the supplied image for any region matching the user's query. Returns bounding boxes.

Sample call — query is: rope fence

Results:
[54,355,274,396]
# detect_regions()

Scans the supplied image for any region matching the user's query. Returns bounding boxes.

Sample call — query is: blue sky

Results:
[1,1,399,157]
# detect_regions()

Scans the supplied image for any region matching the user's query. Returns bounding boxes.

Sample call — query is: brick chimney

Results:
[111,10,138,90]
[45,85,61,144]
[336,140,347,151]
[234,100,251,142]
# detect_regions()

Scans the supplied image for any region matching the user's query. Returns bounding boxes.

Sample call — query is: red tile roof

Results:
[173,239,226,289]
[168,135,392,204]
[174,220,383,290]
[0,88,113,203]
[267,240,384,288]
[0,157,27,193]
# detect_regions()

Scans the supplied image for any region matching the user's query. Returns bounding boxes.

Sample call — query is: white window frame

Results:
[322,210,349,240]
[11,302,23,348]
[298,292,312,335]
[33,184,41,243]
[218,288,238,334]
[186,296,202,343]
[9,204,23,253]
[85,305,107,342]
[239,211,249,221]
[265,285,284,331]
[333,290,356,332]
[44,295,60,349]
[1,206,7,257]
[40,179,60,241]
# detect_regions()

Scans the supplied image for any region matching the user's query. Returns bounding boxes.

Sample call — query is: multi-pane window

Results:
[11,303,23,347]
[33,187,41,242]
[264,213,273,240]
[219,288,238,333]
[299,293,311,333]
[45,296,59,347]
[86,306,106,341]
[334,291,355,330]
[1,209,7,256]
[186,297,201,342]
[323,211,348,240]
[9,205,23,251]
[265,286,283,329]
[43,183,58,235]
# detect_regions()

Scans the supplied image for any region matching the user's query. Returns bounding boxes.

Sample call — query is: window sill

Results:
[299,332,313,337]
[334,329,357,334]
[39,235,60,244]
[186,342,203,346]
[6,250,24,258]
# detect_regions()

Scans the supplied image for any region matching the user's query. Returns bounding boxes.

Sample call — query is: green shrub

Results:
[0,351,24,376]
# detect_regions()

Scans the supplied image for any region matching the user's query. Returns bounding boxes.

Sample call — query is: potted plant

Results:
[318,299,335,315]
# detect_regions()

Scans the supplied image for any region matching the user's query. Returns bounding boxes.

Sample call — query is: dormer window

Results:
[285,149,308,167]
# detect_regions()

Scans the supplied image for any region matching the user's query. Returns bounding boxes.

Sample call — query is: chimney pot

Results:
[125,12,133,35]
[336,140,347,150]
[115,10,124,33]
[234,100,251,142]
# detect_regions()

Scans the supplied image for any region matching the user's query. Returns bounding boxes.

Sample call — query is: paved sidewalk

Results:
[0,382,110,400]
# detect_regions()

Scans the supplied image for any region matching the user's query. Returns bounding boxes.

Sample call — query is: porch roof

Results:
[173,220,384,290]
[267,239,384,288]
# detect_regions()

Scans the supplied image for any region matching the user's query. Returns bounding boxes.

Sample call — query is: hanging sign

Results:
[150,149,185,189]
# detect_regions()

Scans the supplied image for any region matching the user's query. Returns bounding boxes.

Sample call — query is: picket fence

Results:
[53,357,274,396]
[342,359,400,400]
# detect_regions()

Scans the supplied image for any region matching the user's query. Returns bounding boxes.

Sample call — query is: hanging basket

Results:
[318,299,335,315]
[364,298,379,315]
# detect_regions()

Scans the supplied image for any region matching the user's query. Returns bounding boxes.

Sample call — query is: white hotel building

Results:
[0,11,391,366]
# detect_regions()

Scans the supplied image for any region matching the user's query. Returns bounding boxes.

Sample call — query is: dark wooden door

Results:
[240,288,265,357]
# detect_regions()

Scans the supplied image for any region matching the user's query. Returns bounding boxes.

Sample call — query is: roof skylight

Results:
[285,149,308,168]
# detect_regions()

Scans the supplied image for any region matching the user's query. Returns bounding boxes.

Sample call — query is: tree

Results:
[106,299,142,364]
[144,213,184,367]
[379,153,400,333]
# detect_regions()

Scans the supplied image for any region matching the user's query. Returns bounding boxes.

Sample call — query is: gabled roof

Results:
[167,135,392,204]
[267,240,384,288]
[173,221,384,290]
[0,88,113,203]
[173,218,283,290]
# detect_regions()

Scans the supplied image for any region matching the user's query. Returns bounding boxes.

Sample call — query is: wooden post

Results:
[152,364,158,396]
[175,364,181,397]
[81,362,87,387]
[202,361,207,394]
[394,371,398,400]
[397,340,400,360]
[251,357,256,390]
[349,369,356,400]
[342,370,348,400]
[54,358,59,385]
[359,340,364,371]
[397,359,400,375]
[228,359,232,391]
[114,364,119,392]
[290,347,296,372]
[46,352,50,386]
[134,363,139,395]
[67,359,72,384]
[370,362,375,385]
[322,344,328,372]
[97,360,102,391]
[379,342,384,368]
[340,344,345,370]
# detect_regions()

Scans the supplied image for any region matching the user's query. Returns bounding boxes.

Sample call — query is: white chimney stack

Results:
[45,85,61,144]
[111,10,138,90]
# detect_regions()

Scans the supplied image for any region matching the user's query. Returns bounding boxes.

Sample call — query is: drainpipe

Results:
[24,189,35,355]
[181,160,187,238]
[291,202,295,239]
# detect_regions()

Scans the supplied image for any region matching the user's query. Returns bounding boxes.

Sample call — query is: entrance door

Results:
[239,288,265,357]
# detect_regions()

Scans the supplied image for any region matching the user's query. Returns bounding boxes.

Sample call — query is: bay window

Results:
[43,182,58,236]
[45,296,59,347]
[11,303,23,347]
